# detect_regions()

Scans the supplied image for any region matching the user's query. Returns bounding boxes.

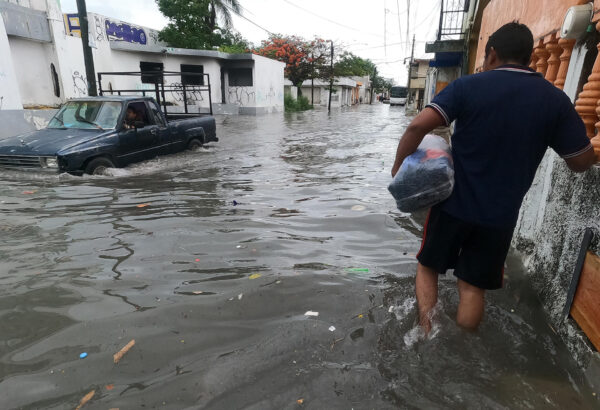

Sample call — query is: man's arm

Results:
[563,144,597,173]
[391,107,446,177]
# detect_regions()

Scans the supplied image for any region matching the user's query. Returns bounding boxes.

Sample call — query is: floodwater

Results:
[0,104,597,410]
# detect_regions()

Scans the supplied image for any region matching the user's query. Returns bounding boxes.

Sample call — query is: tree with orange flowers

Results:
[254,35,329,87]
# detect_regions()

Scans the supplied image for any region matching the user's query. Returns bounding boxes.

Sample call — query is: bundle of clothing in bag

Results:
[388,134,455,212]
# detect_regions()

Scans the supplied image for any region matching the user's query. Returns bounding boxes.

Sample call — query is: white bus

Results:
[390,86,408,106]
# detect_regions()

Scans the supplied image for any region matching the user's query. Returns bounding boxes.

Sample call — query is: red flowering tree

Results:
[254,35,329,87]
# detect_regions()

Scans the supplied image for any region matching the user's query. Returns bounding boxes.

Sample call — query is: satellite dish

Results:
[561,3,593,39]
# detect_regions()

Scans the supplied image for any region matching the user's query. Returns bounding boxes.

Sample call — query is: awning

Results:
[429,52,463,68]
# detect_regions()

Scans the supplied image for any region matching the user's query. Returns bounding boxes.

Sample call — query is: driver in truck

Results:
[123,107,140,129]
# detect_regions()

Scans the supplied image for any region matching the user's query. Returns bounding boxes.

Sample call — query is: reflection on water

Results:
[0,105,597,409]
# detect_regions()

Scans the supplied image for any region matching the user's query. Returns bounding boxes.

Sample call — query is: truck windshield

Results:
[390,87,408,98]
[48,101,122,130]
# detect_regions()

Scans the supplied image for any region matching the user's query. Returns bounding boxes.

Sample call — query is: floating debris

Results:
[136,203,150,208]
[328,326,336,332]
[22,190,37,195]
[105,384,114,391]
[193,291,204,295]
[79,352,88,359]
[304,311,319,317]
[113,339,135,364]
[195,258,200,262]
[232,200,239,206]
[238,293,243,300]
[75,390,95,410]
[297,398,304,405]
[351,205,366,211]
[249,273,262,280]
[346,268,369,273]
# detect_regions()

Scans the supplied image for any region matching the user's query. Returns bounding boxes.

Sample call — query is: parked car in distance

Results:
[0,96,217,175]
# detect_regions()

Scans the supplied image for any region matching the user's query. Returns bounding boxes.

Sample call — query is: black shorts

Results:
[416,205,514,290]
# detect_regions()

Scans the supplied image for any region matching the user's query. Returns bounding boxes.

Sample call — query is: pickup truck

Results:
[0,95,217,175]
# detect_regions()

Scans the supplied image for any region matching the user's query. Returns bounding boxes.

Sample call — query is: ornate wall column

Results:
[529,51,539,71]
[554,38,576,90]
[545,34,561,84]
[575,22,600,139]
[534,39,550,77]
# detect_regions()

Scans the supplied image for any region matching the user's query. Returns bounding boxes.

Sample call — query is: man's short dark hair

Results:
[485,22,534,66]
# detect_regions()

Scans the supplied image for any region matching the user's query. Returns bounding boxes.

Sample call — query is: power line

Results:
[282,0,384,39]
[396,0,403,46]
[349,39,426,53]
[224,3,274,35]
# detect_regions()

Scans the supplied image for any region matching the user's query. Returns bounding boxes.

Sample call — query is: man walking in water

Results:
[391,23,597,331]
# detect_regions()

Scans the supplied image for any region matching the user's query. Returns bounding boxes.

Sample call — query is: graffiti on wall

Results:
[228,87,255,107]
[170,83,205,104]
[94,15,106,42]
[72,71,88,97]
[105,20,147,44]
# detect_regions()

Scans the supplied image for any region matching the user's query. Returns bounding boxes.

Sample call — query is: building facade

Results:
[299,77,358,108]
[0,0,285,138]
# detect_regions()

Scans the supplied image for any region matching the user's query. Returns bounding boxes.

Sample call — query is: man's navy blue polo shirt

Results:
[426,64,592,229]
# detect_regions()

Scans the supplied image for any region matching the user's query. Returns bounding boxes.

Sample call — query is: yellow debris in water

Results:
[249,273,262,280]
[75,390,95,410]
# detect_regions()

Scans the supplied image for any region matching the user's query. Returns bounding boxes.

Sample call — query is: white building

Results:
[299,77,357,107]
[0,0,285,138]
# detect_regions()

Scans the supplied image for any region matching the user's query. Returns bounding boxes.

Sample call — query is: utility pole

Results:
[76,0,97,96]
[407,35,415,89]
[311,52,314,107]
[328,40,334,113]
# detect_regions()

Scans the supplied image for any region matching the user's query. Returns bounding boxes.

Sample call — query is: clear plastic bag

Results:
[388,134,454,212]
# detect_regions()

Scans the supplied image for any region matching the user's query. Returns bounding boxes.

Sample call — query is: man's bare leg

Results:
[416,263,439,333]
[457,279,485,330]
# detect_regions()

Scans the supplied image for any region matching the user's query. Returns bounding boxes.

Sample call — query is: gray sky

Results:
[59,0,440,84]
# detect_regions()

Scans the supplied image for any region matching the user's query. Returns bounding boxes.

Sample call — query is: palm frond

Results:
[211,0,242,29]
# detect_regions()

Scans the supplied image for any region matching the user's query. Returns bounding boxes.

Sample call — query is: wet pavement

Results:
[0,104,598,409]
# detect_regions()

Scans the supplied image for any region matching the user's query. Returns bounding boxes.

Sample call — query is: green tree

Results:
[334,52,376,77]
[156,0,244,50]
[218,29,252,53]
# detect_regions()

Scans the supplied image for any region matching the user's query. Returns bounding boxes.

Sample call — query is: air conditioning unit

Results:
[561,3,593,39]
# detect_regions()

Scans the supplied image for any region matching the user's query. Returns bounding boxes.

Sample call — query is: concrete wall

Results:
[0,7,23,109]
[252,54,284,113]
[475,0,582,69]
[513,41,600,385]
[8,37,62,107]
[284,85,298,100]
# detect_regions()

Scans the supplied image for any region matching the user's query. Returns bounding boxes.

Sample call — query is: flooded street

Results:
[0,104,597,409]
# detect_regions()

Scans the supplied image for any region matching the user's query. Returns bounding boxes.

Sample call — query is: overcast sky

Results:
[59,0,440,84]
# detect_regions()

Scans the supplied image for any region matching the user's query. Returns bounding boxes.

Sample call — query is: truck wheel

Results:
[85,157,115,175]
[188,138,202,150]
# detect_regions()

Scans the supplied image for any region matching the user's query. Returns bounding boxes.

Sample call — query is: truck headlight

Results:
[41,157,59,168]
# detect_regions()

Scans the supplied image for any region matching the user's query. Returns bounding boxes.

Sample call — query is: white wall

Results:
[8,37,62,107]
[253,54,284,112]
[0,11,23,109]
